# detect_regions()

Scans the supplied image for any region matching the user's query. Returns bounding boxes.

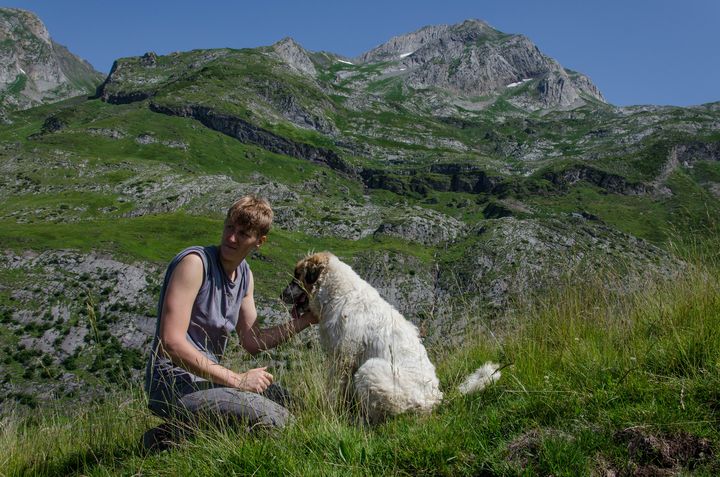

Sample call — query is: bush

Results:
[61,355,77,370]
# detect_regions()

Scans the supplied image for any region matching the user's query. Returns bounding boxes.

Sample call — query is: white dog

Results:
[282,252,500,423]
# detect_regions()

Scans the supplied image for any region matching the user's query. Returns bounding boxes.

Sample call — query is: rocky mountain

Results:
[356,20,604,109]
[0,8,103,119]
[0,16,719,408]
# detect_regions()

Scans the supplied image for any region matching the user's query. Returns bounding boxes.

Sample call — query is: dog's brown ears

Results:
[299,252,331,286]
[304,260,326,285]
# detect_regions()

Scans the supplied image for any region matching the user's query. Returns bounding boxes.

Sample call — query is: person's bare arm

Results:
[236,271,318,355]
[158,253,273,392]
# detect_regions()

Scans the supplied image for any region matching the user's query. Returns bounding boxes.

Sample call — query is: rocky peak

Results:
[0,8,52,44]
[272,37,317,76]
[357,24,450,63]
[0,8,103,115]
[356,18,604,110]
[357,19,503,64]
[447,18,502,42]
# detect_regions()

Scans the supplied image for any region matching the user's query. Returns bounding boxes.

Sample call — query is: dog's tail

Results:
[457,361,502,395]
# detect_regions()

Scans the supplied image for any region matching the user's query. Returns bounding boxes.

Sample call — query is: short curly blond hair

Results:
[226,195,273,236]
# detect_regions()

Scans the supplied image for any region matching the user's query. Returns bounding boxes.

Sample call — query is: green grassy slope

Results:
[3,260,718,476]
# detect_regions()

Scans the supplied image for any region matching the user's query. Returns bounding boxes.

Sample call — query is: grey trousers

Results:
[149,382,294,431]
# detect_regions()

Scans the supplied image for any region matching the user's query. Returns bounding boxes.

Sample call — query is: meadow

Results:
[2,249,718,476]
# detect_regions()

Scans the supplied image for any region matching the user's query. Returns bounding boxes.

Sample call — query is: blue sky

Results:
[4,0,719,106]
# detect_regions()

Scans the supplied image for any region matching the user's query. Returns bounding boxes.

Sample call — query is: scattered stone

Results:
[87,128,127,139]
[373,206,467,246]
[135,134,188,151]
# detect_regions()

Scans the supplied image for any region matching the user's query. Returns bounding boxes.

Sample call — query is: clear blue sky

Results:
[4,0,719,106]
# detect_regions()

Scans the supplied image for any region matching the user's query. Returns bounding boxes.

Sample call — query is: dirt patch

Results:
[507,427,714,476]
[505,428,573,470]
[596,427,714,476]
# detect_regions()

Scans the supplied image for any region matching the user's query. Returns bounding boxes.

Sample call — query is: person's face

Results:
[220,220,266,262]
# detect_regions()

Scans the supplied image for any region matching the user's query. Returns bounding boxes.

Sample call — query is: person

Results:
[143,195,317,449]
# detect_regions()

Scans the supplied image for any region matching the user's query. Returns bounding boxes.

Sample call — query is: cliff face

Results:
[0,8,103,116]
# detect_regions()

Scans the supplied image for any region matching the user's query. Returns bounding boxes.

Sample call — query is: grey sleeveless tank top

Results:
[145,245,250,401]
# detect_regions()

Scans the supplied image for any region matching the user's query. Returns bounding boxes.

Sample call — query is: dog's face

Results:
[281,252,332,313]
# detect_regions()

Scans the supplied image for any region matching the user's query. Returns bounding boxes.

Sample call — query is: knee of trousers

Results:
[180,387,294,430]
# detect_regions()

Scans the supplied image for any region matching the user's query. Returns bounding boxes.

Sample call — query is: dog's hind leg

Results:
[353,358,407,424]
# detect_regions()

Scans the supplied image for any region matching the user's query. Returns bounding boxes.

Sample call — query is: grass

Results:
[0,210,437,300]
[2,256,719,476]
[3,74,27,97]
[0,213,219,263]
[526,184,672,243]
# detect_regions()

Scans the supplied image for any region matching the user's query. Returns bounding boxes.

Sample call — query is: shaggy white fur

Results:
[284,252,500,423]
[457,362,502,395]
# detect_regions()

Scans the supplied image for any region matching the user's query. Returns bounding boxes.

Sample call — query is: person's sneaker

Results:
[142,423,176,452]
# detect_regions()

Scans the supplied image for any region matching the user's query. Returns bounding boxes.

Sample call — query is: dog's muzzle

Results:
[281,281,309,313]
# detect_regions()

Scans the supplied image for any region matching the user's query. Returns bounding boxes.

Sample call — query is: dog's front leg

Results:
[328,355,359,416]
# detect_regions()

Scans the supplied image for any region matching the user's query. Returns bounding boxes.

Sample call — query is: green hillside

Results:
[1,39,719,406]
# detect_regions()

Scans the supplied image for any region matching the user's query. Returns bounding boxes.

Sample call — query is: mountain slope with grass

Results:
[0,15,719,472]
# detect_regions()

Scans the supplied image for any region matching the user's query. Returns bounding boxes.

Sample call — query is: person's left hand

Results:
[304,310,320,325]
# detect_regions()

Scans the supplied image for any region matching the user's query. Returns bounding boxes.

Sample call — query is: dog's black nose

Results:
[281,282,300,304]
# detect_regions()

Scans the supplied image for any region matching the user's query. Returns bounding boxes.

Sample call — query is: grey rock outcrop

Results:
[0,8,103,113]
[374,206,467,246]
[139,51,158,67]
[358,22,464,63]
[272,37,317,76]
[672,141,720,164]
[443,217,682,311]
[351,250,436,319]
[0,249,161,403]
[541,165,648,195]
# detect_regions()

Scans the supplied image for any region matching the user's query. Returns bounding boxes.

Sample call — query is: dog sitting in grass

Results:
[282,251,500,423]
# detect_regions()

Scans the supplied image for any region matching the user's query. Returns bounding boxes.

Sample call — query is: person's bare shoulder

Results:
[170,253,204,288]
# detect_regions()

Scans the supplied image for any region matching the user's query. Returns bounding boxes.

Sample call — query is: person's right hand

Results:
[232,367,273,393]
